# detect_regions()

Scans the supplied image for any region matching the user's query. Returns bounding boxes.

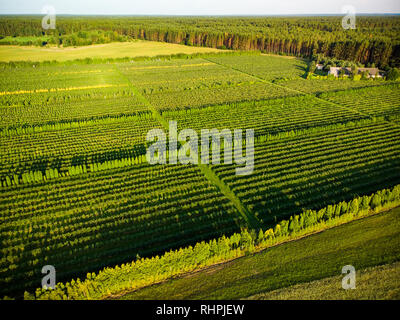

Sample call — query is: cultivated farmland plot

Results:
[320,84,400,120]
[119,59,299,110]
[206,54,309,81]
[0,52,399,297]
[0,163,242,294]
[280,78,396,94]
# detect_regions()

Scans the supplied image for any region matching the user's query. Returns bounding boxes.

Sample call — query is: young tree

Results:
[371,194,382,210]
[386,68,400,81]
[257,229,264,244]
[349,198,359,214]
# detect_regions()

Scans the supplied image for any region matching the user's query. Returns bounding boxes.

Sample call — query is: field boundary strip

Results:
[123,62,215,71]
[0,84,128,96]
[113,63,261,230]
[52,69,115,75]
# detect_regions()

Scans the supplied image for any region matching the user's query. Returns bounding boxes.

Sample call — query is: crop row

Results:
[0,64,123,92]
[0,96,149,131]
[0,85,140,108]
[280,78,396,94]
[145,82,299,110]
[0,163,243,295]
[212,122,400,225]
[206,55,309,81]
[161,95,368,136]
[319,83,400,119]
[120,60,255,93]
[0,115,160,181]
[118,59,299,109]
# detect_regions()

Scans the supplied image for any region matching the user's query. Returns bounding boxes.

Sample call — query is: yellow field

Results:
[0,40,223,62]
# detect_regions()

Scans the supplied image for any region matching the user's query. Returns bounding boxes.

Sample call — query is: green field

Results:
[248,261,400,300]
[0,40,223,62]
[118,207,400,299]
[1,49,399,298]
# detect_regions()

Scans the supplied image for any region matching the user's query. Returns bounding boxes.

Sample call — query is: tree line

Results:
[0,16,399,67]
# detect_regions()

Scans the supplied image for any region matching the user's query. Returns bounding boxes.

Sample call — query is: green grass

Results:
[0,40,223,62]
[118,206,400,299]
[248,261,400,300]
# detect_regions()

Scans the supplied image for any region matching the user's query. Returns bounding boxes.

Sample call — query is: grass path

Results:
[114,63,260,230]
[248,261,400,300]
[119,206,400,299]
[198,163,261,229]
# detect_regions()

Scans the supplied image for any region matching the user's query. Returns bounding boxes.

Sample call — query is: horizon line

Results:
[0,13,399,16]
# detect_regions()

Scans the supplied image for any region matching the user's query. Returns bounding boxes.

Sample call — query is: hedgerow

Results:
[0,50,259,69]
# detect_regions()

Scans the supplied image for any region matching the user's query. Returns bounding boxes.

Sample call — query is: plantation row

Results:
[3,87,398,187]
[29,184,400,300]
[0,91,375,186]
[0,85,142,108]
[0,104,151,135]
[0,64,123,92]
[1,58,397,189]
[142,80,261,95]
[1,153,148,187]
[118,59,300,109]
[0,163,243,296]
[0,113,153,137]
[2,59,395,129]
[120,59,256,93]
[204,54,399,98]
[3,117,388,188]
[320,83,400,120]
[0,84,130,97]
[0,57,298,113]
[161,95,369,136]
[206,55,309,81]
[212,122,400,226]
[146,82,298,110]
[280,78,395,94]
[0,116,159,183]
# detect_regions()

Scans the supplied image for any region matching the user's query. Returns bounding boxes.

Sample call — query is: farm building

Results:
[328,67,352,77]
[356,68,383,78]
[328,66,384,78]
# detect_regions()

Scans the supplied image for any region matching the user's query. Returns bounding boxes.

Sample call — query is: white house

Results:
[328,67,352,77]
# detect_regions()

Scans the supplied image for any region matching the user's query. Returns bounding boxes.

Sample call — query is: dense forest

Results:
[0,16,399,68]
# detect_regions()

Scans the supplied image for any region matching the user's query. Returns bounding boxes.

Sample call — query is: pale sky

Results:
[0,0,399,15]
